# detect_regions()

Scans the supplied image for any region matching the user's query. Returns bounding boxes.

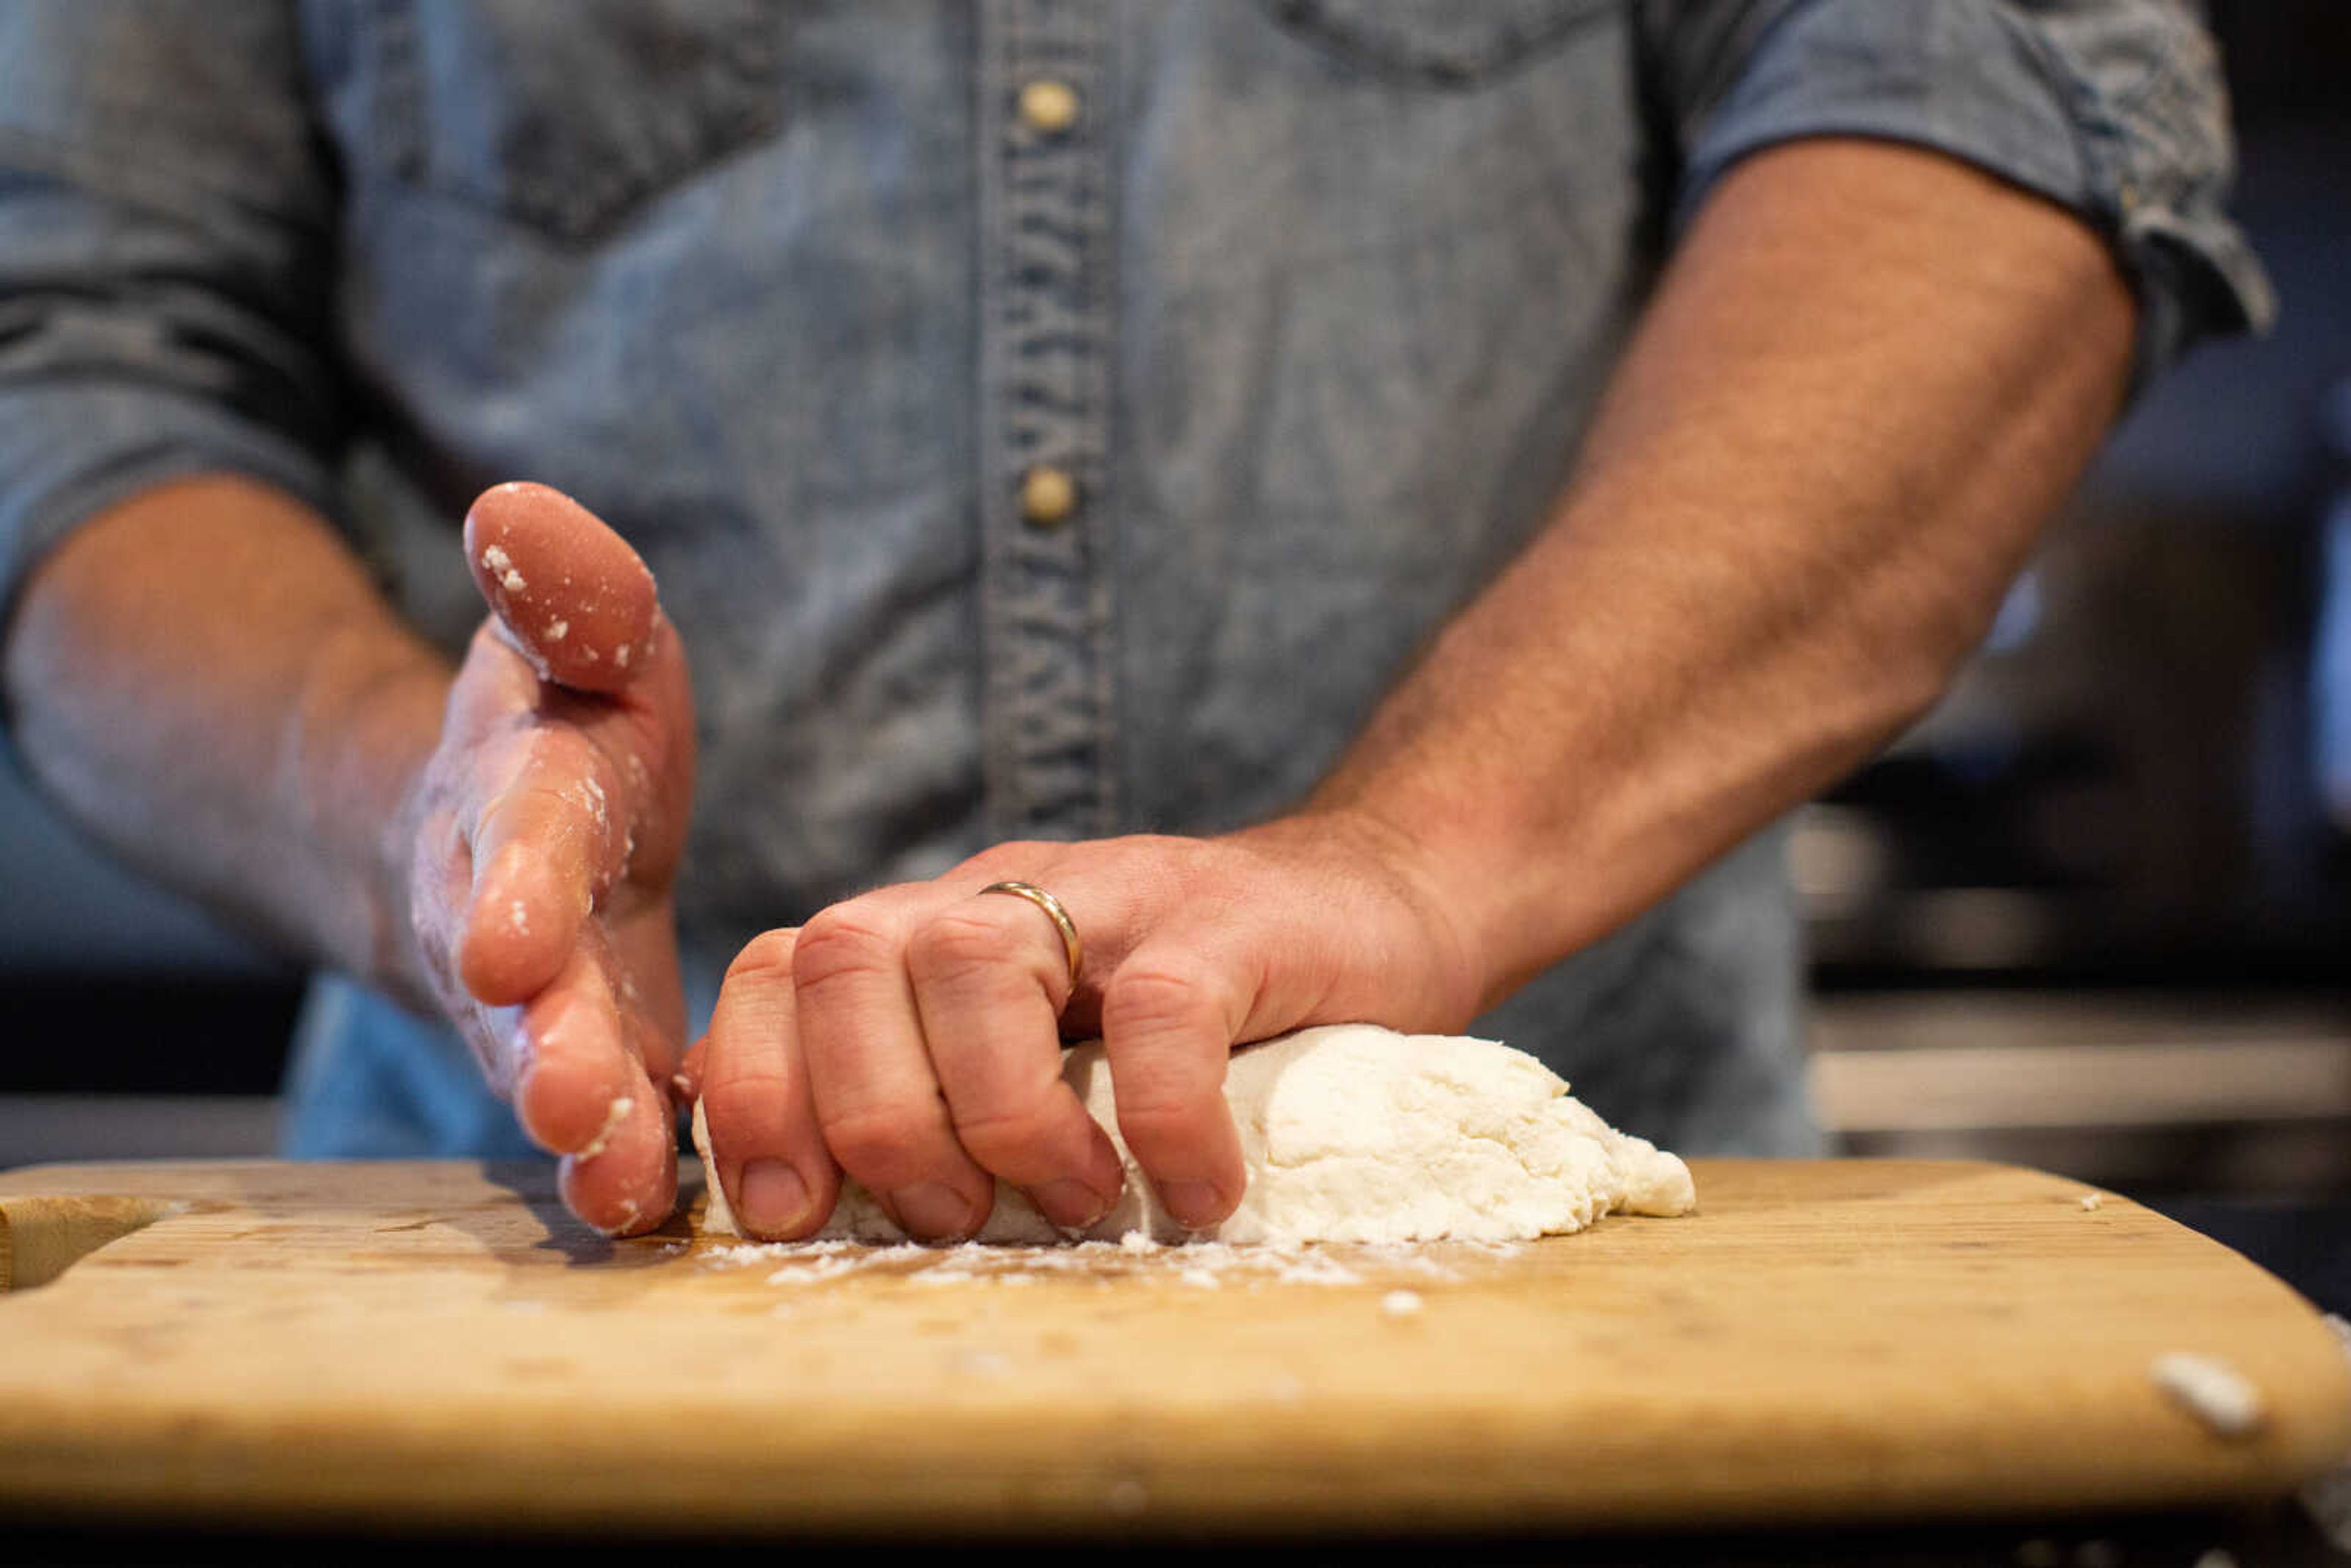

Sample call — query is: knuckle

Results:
[702,1042,790,1105]
[1101,963,1219,1041]
[950,1101,1069,1170]
[792,904,903,994]
[905,905,1019,986]
[1114,1097,1212,1158]
[963,840,1044,877]
[722,928,800,989]
[821,1102,945,1184]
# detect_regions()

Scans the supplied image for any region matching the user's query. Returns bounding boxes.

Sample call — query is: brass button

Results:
[1019,465,1079,527]
[1017,78,1081,135]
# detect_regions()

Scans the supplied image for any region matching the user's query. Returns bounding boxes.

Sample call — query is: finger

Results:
[1098,939,1251,1231]
[674,1035,710,1109]
[557,1049,677,1237]
[795,889,997,1240]
[456,734,628,1007]
[408,792,533,1097]
[906,891,1122,1229]
[511,928,640,1158]
[700,929,841,1240]
[442,617,555,743]
[463,481,661,695]
[607,896,689,1093]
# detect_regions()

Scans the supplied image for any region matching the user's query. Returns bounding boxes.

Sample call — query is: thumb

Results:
[463,481,661,696]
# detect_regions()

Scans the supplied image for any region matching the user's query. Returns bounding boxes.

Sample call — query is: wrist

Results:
[1247,803,1496,1030]
[282,631,452,1005]
[1299,755,1601,1017]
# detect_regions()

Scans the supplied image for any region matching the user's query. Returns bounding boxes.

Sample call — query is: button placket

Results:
[977,1,1119,842]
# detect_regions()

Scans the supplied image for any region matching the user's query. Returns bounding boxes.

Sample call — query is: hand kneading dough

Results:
[692,1023,1696,1245]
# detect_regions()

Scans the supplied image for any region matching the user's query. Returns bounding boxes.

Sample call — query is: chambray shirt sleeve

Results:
[1649,0,2274,386]
[0,1,345,627]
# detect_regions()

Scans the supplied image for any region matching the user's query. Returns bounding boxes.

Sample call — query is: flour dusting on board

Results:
[697,1228,1513,1293]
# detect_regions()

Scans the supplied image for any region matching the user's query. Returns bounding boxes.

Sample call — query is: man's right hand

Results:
[398,482,697,1235]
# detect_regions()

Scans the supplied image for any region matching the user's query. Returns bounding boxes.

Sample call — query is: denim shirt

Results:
[0,2,2266,1160]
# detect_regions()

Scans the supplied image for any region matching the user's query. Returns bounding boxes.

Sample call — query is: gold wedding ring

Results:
[977,880,1083,985]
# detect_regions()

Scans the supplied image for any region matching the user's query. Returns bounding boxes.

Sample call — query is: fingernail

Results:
[737,1160,809,1236]
[889,1182,978,1239]
[1032,1177,1114,1230]
[1160,1180,1227,1231]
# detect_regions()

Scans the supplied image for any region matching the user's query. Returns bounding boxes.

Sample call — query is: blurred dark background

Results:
[1800,0,2351,1218]
[2,6,2347,1265]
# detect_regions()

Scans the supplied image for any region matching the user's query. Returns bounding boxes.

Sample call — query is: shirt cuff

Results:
[1675,0,2275,391]
[0,381,339,632]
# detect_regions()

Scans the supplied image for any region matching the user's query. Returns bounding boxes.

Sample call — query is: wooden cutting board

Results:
[2,1157,2346,1536]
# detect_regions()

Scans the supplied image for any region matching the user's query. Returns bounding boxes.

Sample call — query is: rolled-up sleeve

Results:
[1650,0,2273,384]
[0,1,345,625]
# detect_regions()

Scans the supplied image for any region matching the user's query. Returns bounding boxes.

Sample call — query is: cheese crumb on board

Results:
[2150,1351,2265,1438]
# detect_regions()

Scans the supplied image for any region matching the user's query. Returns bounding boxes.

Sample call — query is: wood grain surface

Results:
[1,1157,2345,1536]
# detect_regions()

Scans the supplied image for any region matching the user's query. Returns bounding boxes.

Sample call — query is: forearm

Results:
[1311,140,2137,1005]
[2,474,451,1000]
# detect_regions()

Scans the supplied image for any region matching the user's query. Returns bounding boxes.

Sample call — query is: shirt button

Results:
[1019,465,1079,528]
[1018,78,1082,135]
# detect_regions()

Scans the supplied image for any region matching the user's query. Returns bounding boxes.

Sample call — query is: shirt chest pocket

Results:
[347,0,784,244]
[1259,0,1619,87]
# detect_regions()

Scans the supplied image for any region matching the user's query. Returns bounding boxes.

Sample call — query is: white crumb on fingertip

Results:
[509,898,528,934]
[478,543,528,593]
[615,643,631,667]
[546,618,568,642]
[578,1095,634,1161]
[2150,1351,2265,1438]
[1381,1289,1424,1318]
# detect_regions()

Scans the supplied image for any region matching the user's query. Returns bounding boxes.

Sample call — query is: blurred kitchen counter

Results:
[1811,988,2351,1200]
